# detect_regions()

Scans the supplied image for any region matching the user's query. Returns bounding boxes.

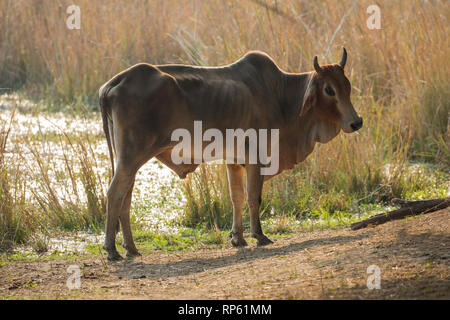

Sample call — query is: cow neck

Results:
[278,71,309,120]
[270,72,305,171]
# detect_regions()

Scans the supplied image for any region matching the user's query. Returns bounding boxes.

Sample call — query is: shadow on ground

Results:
[115,232,372,279]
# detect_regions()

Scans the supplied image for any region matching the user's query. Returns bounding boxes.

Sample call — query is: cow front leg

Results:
[226,164,247,247]
[246,165,273,246]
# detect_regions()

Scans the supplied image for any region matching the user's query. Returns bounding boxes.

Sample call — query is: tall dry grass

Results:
[0,1,448,233]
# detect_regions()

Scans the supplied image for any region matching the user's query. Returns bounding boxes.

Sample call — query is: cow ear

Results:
[300,76,317,117]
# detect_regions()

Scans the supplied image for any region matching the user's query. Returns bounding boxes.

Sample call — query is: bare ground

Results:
[1,208,449,300]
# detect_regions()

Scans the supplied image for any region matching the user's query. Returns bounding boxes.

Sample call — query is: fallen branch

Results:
[350,197,450,230]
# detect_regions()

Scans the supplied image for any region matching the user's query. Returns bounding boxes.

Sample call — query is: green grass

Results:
[181,160,448,231]
[133,228,227,252]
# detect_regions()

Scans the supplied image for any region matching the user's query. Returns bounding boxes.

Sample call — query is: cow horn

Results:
[313,56,322,73]
[339,47,347,68]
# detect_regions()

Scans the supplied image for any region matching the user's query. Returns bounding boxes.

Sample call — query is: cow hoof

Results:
[107,251,124,262]
[257,236,274,246]
[126,249,141,258]
[103,244,124,262]
[231,237,248,247]
[123,243,141,257]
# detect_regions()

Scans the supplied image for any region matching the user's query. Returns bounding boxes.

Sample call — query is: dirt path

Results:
[1,208,449,299]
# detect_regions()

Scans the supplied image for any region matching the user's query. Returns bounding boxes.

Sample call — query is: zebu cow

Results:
[99,48,362,261]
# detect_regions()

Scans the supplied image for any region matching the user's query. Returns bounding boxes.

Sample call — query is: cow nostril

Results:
[350,119,363,131]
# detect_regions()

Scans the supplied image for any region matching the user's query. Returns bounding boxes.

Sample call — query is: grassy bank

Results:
[0,0,448,253]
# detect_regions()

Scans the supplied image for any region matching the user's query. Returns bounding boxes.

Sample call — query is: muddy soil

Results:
[1,208,449,299]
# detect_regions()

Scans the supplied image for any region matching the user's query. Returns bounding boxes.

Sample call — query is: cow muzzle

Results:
[342,116,363,133]
[350,117,363,132]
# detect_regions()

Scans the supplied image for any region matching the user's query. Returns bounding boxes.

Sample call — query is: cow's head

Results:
[300,48,363,134]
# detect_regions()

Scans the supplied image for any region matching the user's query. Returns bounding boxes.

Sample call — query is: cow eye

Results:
[325,85,335,96]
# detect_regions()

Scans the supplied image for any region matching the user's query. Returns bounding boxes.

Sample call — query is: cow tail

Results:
[99,84,115,179]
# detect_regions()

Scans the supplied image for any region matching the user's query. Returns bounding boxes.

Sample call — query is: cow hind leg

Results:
[103,163,138,261]
[226,164,247,247]
[119,180,141,258]
[246,165,273,246]
[104,136,164,260]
